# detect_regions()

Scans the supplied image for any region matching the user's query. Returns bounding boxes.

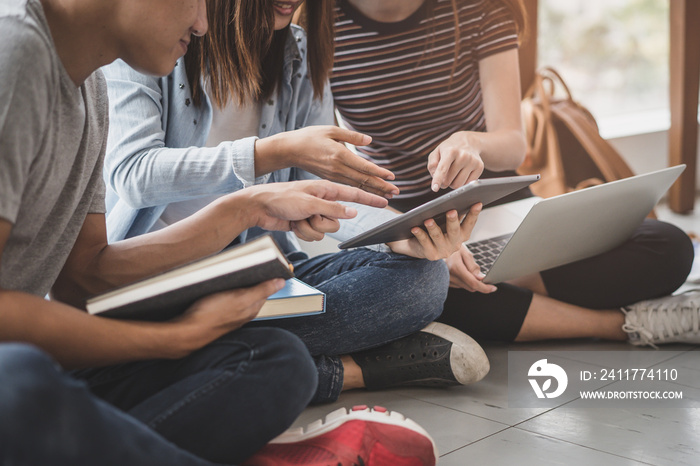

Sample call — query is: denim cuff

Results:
[230,136,271,188]
[310,355,344,404]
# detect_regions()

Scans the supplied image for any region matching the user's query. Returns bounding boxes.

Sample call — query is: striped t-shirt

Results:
[331,0,519,207]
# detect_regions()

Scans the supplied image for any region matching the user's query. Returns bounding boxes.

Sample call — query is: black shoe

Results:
[351,322,489,390]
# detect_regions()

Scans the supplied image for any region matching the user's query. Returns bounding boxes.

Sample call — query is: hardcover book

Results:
[86,235,299,321]
[256,277,325,320]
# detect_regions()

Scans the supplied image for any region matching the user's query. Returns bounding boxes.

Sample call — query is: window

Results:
[537,0,669,137]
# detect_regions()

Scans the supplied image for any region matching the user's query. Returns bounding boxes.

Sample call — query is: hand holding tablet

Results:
[338,175,540,249]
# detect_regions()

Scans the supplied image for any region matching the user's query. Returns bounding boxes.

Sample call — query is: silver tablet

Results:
[338,174,540,249]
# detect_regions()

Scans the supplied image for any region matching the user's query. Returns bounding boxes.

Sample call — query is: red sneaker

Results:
[242,405,438,466]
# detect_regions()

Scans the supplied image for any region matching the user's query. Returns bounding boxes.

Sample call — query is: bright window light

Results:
[538,0,669,132]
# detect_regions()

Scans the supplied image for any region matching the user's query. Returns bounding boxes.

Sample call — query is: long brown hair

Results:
[186,0,335,107]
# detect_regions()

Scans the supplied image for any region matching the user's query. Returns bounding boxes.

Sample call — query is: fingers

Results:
[308,214,340,234]
[338,148,395,180]
[408,217,452,261]
[430,151,451,192]
[445,209,461,241]
[427,148,440,177]
[327,126,373,148]
[458,203,482,242]
[345,169,398,199]
[256,179,389,233]
[404,205,482,261]
[430,146,484,192]
[189,278,286,326]
[300,198,360,222]
[448,254,476,290]
[446,246,496,293]
[465,166,482,185]
[450,262,495,293]
[258,181,387,230]
[335,171,398,199]
[459,246,497,293]
[406,212,461,261]
[424,217,447,257]
[230,279,286,308]
[311,181,389,209]
[291,220,323,242]
[325,134,398,197]
[408,226,434,259]
[291,216,339,242]
[450,169,472,190]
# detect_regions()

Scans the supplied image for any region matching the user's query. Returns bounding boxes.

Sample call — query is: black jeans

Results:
[437,219,694,341]
[0,328,317,465]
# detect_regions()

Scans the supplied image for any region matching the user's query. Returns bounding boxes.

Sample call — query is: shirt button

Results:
[179,84,185,89]
[296,73,302,78]
[194,119,198,125]
[267,99,274,105]
[296,37,302,42]
[262,124,267,129]
[185,98,191,106]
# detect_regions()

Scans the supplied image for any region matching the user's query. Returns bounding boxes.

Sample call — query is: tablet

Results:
[338,174,540,249]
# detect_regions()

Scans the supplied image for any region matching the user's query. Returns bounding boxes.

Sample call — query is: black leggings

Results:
[436,219,694,341]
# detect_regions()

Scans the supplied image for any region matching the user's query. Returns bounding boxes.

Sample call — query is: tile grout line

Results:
[509,425,660,466]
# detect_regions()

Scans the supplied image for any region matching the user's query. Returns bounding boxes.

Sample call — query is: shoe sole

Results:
[421,322,490,384]
[269,405,438,465]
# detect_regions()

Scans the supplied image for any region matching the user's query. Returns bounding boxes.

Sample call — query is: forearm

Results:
[107,143,258,209]
[55,196,254,303]
[476,49,526,173]
[253,133,292,177]
[461,128,526,173]
[93,213,242,287]
[0,290,184,369]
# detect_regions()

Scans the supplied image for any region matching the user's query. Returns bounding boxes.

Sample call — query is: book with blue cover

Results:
[255,277,326,320]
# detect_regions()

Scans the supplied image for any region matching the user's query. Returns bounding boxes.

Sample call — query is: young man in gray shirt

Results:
[0,0,440,464]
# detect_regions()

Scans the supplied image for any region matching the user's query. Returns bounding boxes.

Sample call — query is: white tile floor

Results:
[294,196,700,465]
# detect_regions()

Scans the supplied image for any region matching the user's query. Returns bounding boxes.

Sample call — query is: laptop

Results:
[468,165,686,284]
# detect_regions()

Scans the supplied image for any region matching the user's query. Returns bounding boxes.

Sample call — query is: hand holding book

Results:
[87,235,324,323]
[172,278,287,345]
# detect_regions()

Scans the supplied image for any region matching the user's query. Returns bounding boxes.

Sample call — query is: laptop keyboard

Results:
[467,233,513,272]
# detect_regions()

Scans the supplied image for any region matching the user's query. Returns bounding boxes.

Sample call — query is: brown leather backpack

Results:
[518,67,639,198]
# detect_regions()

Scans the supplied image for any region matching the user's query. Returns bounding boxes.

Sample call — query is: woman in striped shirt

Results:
[331,0,697,347]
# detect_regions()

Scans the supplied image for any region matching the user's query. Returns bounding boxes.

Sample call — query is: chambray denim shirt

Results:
[102,25,396,253]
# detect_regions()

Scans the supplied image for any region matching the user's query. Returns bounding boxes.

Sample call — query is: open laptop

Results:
[468,165,686,284]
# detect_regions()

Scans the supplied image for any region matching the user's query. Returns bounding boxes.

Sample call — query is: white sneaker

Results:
[622,290,700,348]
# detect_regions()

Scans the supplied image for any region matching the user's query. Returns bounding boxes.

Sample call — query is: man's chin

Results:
[131,58,179,78]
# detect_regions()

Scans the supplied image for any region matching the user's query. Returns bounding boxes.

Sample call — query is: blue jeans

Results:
[249,248,450,404]
[0,328,316,465]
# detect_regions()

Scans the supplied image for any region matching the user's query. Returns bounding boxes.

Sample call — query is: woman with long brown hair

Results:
[102,0,490,421]
[331,0,696,347]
